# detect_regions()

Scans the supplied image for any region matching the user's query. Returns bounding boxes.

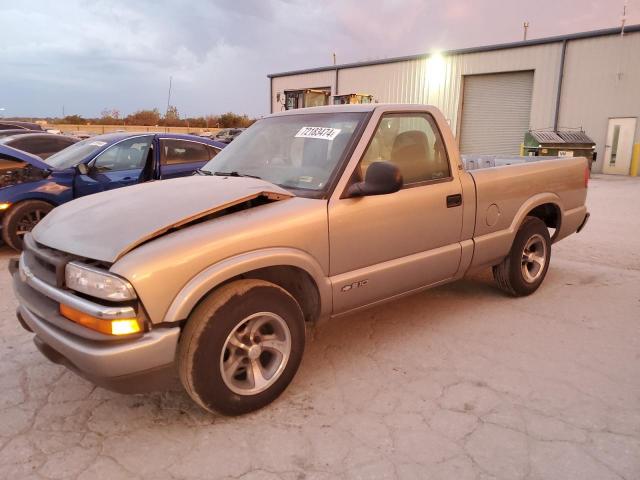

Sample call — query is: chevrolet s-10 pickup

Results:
[11,104,589,415]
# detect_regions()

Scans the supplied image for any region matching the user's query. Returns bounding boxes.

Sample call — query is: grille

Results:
[23,234,75,287]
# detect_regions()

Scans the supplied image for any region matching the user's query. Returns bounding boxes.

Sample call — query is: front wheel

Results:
[1,200,53,251]
[493,216,551,296]
[178,279,306,415]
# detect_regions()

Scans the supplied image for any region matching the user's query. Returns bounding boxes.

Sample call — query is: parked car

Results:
[0,132,225,249]
[0,133,79,159]
[0,121,44,131]
[0,129,41,139]
[69,131,93,139]
[9,104,589,415]
[214,128,245,143]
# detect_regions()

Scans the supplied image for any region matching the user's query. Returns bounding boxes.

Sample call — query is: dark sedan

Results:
[0,121,44,131]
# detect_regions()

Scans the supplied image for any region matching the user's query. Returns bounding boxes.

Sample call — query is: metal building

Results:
[268,25,640,175]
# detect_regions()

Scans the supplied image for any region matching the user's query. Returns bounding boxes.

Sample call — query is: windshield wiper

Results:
[195,168,213,176]
[213,171,262,179]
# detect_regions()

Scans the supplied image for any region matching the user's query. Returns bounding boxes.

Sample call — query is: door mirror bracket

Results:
[346,161,403,198]
[76,163,90,175]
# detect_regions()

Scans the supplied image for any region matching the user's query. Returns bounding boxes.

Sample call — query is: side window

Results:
[93,137,152,172]
[160,139,210,165]
[360,113,450,185]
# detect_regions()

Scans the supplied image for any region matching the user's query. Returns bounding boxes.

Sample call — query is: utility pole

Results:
[62,105,65,118]
[166,76,173,116]
[621,0,628,36]
[332,52,336,65]
[523,21,530,41]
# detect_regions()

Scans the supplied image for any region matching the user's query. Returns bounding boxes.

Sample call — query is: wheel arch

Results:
[524,202,562,241]
[470,193,563,270]
[510,193,563,238]
[163,248,332,324]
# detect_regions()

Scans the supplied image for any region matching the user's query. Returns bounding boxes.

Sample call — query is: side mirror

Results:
[76,163,90,175]
[346,161,403,197]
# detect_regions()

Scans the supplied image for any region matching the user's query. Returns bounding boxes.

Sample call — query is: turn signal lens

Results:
[0,203,10,211]
[110,319,142,335]
[59,304,141,336]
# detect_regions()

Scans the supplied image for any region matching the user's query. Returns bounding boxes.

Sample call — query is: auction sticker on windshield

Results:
[295,127,341,140]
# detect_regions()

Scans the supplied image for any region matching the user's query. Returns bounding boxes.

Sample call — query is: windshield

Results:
[44,137,108,169]
[202,112,365,194]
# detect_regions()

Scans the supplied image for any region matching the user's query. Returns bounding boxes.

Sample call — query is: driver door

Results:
[74,136,153,198]
[328,112,464,313]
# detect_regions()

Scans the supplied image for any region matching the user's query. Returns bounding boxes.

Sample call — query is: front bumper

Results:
[12,256,181,393]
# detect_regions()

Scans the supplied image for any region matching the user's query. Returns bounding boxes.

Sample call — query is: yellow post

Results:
[520,143,525,157]
[630,143,640,177]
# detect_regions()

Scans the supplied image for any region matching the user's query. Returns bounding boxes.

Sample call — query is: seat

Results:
[390,130,431,183]
[140,146,155,181]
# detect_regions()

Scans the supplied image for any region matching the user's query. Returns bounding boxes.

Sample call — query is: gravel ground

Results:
[0,174,638,480]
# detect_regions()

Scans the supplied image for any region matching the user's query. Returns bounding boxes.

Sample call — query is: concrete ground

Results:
[0,175,638,480]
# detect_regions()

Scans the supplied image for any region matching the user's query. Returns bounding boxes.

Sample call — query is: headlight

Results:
[65,262,136,301]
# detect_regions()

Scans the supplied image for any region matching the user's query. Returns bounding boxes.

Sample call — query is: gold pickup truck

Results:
[10,104,589,415]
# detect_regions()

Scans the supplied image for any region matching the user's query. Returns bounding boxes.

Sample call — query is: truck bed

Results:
[461,154,563,170]
[464,156,589,269]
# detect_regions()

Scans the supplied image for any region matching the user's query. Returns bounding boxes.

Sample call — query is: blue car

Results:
[0,132,225,250]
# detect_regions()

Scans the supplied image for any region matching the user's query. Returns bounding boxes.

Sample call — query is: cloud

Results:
[0,0,638,117]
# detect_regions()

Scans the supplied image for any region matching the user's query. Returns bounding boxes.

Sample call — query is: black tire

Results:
[493,216,551,297]
[178,279,305,415]
[1,200,53,251]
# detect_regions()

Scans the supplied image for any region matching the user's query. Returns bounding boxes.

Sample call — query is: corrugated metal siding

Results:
[459,71,534,155]
[269,30,639,172]
[558,31,640,173]
[335,42,561,139]
[271,70,336,113]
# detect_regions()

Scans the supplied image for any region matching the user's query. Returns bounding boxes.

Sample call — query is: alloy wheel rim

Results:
[521,234,547,283]
[220,312,291,396]
[15,209,47,238]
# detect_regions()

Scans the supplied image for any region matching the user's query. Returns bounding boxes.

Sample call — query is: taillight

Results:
[584,165,589,188]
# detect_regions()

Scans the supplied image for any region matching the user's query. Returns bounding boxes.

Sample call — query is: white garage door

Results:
[459,71,534,155]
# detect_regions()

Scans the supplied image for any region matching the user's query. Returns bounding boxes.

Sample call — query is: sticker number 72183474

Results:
[295,127,342,140]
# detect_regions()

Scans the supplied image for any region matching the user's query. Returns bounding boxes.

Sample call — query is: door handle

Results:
[446,194,462,208]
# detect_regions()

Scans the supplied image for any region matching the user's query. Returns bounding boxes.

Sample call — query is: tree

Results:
[163,105,181,127]
[217,112,254,128]
[184,117,207,128]
[60,114,85,125]
[125,109,161,126]
[97,108,120,125]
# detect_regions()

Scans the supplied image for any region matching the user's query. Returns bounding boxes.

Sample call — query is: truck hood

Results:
[0,144,52,171]
[32,175,293,263]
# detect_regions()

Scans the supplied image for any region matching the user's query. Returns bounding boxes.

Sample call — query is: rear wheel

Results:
[178,279,305,415]
[1,200,53,251]
[493,216,551,296]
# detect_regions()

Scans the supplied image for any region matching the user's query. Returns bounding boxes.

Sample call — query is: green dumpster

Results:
[524,129,596,170]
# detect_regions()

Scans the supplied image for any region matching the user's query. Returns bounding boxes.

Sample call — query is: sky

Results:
[1,0,638,119]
